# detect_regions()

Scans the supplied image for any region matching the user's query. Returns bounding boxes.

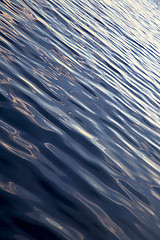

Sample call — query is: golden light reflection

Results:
[1,11,18,24]
[46,218,63,230]
[0,181,17,195]
[0,140,37,161]
[0,120,16,134]
[19,76,41,94]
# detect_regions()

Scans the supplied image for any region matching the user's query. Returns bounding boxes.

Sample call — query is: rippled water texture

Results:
[0,0,160,239]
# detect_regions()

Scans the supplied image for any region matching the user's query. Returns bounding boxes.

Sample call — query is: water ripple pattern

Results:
[0,0,160,239]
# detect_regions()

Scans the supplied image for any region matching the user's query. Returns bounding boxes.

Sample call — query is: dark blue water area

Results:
[0,0,160,239]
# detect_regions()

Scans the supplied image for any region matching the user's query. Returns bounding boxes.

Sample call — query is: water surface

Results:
[0,0,160,239]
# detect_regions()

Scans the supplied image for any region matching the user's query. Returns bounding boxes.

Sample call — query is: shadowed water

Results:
[0,0,160,239]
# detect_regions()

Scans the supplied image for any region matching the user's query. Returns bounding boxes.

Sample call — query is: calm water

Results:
[0,0,160,239]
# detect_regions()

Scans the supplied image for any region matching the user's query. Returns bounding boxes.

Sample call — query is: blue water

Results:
[0,0,160,239]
